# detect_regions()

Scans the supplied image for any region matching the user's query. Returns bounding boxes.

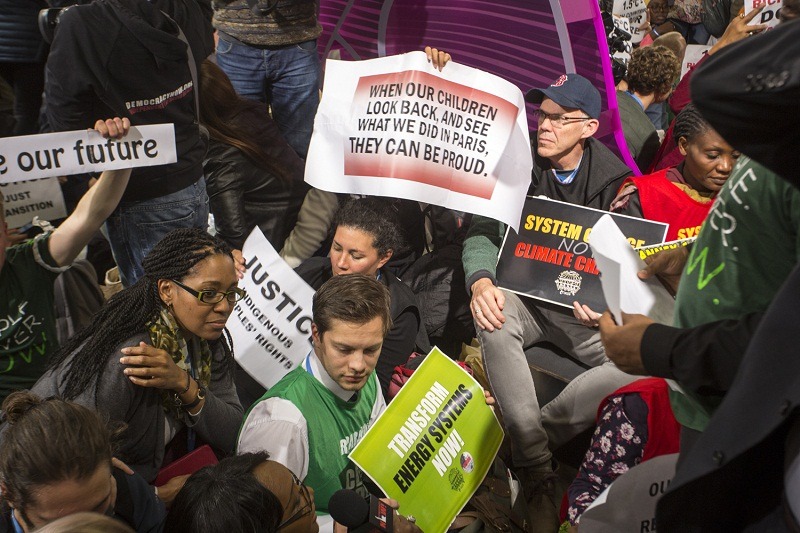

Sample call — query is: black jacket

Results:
[530,136,633,211]
[656,264,800,531]
[45,0,214,202]
[295,258,429,399]
[0,1,49,63]
[203,106,307,250]
[655,21,800,530]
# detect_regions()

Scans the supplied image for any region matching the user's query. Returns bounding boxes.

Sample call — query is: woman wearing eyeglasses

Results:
[28,228,245,483]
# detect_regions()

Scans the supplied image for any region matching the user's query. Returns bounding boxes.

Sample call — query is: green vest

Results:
[670,157,800,430]
[250,366,380,513]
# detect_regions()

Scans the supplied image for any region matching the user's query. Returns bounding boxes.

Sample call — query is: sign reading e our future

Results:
[0,124,177,184]
[496,197,667,311]
[349,348,503,533]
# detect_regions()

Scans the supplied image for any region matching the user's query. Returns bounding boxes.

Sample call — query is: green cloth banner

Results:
[349,348,503,533]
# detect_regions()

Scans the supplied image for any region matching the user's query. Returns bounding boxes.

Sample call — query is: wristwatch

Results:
[182,385,206,410]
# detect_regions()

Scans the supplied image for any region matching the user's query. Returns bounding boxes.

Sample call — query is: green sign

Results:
[349,348,504,533]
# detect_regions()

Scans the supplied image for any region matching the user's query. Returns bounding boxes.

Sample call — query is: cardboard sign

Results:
[579,453,679,532]
[0,124,177,184]
[495,197,667,311]
[350,348,504,533]
[745,0,783,29]
[306,51,532,232]
[613,0,648,44]
[0,178,66,228]
[680,44,711,80]
[227,228,315,389]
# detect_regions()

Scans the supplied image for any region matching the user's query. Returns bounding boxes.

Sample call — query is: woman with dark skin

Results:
[30,228,244,482]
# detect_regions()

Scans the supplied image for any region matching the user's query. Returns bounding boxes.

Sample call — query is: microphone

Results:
[328,489,394,532]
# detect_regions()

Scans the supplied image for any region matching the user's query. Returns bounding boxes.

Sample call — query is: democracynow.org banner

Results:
[306,51,532,231]
[349,348,503,533]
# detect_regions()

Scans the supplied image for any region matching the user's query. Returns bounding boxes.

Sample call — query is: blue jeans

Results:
[216,35,321,159]
[105,178,209,287]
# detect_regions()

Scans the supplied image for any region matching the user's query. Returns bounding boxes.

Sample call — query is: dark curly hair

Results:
[626,45,680,97]
[332,197,405,257]
[163,452,282,533]
[48,228,236,402]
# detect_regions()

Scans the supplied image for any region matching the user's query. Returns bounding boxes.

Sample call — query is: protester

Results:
[163,453,284,533]
[30,228,243,482]
[0,118,132,404]
[199,60,307,251]
[238,274,390,513]
[295,197,428,400]
[564,378,680,528]
[463,73,632,530]
[616,45,680,171]
[45,0,215,287]
[648,7,768,172]
[611,103,739,241]
[0,391,165,532]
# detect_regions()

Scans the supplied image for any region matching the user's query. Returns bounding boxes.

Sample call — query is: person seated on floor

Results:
[610,103,739,241]
[163,453,288,533]
[296,197,429,397]
[235,196,428,407]
[0,117,131,405]
[562,378,680,530]
[0,391,164,532]
[199,60,308,252]
[28,228,244,483]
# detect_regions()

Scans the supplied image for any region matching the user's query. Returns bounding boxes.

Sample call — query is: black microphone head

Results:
[328,489,370,528]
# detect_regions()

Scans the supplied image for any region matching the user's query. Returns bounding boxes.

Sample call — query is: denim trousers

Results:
[105,178,209,287]
[479,290,637,469]
[215,35,321,159]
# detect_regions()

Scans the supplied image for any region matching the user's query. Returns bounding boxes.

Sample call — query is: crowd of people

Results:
[0,0,798,531]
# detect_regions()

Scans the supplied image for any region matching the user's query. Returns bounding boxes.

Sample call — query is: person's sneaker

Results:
[519,465,560,533]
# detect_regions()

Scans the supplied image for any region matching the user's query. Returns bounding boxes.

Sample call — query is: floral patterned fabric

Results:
[567,392,649,525]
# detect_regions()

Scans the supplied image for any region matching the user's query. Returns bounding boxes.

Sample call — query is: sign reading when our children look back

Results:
[306,51,533,232]
[496,197,668,312]
[0,124,177,184]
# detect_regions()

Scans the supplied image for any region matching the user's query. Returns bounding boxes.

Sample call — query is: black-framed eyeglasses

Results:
[535,109,592,128]
[277,472,313,530]
[170,279,246,305]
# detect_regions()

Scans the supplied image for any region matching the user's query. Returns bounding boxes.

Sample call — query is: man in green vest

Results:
[238,274,390,515]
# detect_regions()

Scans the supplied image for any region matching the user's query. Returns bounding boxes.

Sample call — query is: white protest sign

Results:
[745,0,783,29]
[228,227,315,389]
[589,215,674,325]
[613,0,648,44]
[306,51,532,232]
[680,44,711,80]
[1,178,67,228]
[579,453,679,532]
[0,124,177,184]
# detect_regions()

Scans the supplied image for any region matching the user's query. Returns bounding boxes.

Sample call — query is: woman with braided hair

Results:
[27,228,244,483]
[610,103,740,241]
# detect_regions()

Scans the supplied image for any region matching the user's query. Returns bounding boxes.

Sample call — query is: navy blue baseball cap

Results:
[525,74,602,119]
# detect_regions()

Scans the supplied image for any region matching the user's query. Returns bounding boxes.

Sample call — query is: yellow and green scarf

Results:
[147,308,212,416]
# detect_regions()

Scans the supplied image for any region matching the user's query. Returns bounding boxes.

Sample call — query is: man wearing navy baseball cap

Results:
[462,73,632,530]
